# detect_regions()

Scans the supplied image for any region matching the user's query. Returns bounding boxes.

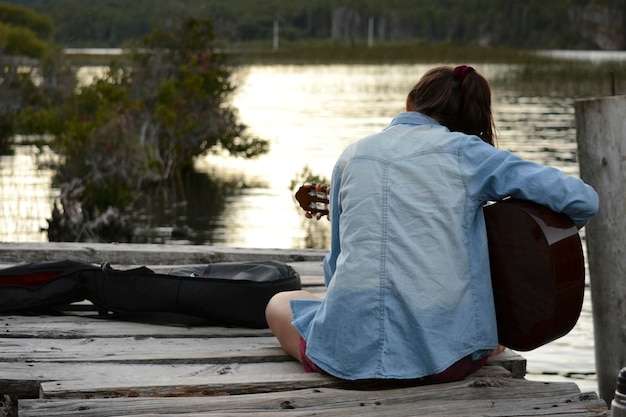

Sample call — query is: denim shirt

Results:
[291,112,599,380]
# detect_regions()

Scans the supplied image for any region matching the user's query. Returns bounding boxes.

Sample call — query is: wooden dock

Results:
[0,243,608,416]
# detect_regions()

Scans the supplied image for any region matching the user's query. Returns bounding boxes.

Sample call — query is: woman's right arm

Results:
[462,136,599,228]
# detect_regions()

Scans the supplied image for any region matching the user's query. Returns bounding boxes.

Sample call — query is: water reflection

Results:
[199,64,584,248]
[493,94,578,175]
[0,64,587,247]
[0,145,58,242]
[131,169,256,245]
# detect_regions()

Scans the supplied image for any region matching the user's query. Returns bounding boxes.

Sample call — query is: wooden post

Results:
[575,94,626,406]
[273,19,279,51]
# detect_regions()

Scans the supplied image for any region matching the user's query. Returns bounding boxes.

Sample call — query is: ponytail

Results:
[407,66,496,146]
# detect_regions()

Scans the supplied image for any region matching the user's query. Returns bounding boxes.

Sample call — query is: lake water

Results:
[0,61,618,394]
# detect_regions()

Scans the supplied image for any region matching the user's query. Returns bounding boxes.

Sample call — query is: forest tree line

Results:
[3,0,626,50]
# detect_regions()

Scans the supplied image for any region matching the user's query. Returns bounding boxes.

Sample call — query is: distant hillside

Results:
[2,0,625,50]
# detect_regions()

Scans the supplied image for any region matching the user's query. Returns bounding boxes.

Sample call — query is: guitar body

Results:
[295,184,585,351]
[484,199,584,351]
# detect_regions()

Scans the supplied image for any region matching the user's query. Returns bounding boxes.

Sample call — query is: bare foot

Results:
[490,344,506,356]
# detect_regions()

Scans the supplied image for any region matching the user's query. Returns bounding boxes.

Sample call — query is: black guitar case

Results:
[0,259,300,328]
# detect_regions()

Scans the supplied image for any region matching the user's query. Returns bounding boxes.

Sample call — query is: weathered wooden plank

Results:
[0,336,287,363]
[287,261,325,276]
[0,322,525,398]
[0,314,273,338]
[30,363,509,400]
[0,314,524,381]
[20,378,607,417]
[0,361,330,398]
[40,366,510,401]
[44,398,606,417]
[0,361,509,400]
[37,361,338,399]
[487,349,526,380]
[81,398,606,417]
[0,313,526,368]
[297,274,325,287]
[0,243,327,265]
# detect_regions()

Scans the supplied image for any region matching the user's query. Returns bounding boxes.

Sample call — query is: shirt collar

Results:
[389,112,442,128]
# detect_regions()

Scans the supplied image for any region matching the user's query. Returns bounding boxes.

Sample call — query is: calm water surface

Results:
[0,63,601,393]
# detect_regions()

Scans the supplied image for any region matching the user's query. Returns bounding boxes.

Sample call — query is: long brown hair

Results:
[407,66,496,146]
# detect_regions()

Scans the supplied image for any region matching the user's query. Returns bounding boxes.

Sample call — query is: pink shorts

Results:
[422,353,489,384]
[299,336,323,373]
[298,336,488,382]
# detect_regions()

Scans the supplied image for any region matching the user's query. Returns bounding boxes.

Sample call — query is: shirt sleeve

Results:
[322,163,344,287]
[461,135,599,228]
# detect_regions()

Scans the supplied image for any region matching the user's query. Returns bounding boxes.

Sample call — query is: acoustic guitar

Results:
[295,183,585,351]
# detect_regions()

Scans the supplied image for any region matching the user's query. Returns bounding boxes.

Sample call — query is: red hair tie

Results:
[453,65,475,83]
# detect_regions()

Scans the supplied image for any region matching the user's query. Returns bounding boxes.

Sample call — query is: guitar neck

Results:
[295,183,330,217]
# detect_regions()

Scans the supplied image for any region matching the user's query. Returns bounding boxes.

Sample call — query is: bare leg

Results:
[265,290,320,362]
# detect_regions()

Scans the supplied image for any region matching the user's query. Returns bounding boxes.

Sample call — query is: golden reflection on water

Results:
[1,64,582,247]
[0,145,59,242]
[199,64,581,248]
